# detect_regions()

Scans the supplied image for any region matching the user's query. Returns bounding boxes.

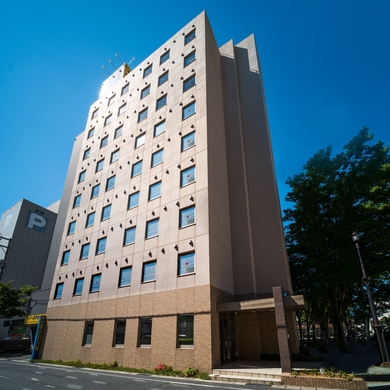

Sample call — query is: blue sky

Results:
[1,0,389,217]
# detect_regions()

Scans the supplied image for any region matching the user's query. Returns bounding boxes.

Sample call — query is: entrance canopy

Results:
[217,295,305,313]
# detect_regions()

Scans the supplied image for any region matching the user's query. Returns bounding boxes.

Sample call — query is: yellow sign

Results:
[24,314,46,325]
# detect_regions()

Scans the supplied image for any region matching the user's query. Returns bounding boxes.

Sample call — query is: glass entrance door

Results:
[219,315,236,363]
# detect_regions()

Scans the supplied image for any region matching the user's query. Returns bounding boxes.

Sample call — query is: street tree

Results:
[0,280,37,318]
[284,127,390,351]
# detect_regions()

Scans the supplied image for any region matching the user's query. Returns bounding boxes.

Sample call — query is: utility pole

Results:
[351,232,389,364]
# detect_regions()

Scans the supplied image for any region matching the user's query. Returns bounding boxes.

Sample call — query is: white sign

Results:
[26,212,47,233]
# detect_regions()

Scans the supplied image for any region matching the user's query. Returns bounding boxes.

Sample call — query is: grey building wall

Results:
[0,199,57,339]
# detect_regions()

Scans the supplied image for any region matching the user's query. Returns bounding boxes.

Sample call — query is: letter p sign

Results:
[26,212,47,233]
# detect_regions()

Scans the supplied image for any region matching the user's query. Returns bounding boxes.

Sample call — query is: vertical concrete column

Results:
[273,286,291,373]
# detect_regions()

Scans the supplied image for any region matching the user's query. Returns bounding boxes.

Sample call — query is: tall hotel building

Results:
[42,12,303,372]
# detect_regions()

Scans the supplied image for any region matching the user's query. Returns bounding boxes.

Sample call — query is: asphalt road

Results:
[0,358,270,390]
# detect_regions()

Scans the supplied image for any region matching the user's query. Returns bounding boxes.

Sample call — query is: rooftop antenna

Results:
[128,57,136,67]
[115,53,125,65]
[102,65,110,76]
[108,59,117,70]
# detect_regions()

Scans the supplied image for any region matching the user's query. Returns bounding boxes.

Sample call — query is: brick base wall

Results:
[42,286,214,372]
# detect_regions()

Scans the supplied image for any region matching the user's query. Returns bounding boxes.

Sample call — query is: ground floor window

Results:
[178,314,194,347]
[139,317,152,346]
[83,321,94,346]
[114,320,126,346]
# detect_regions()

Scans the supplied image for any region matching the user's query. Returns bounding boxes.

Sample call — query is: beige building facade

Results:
[42,11,303,372]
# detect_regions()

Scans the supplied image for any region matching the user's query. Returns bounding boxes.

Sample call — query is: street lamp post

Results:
[351,232,389,364]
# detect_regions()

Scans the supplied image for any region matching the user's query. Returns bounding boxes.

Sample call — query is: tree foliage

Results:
[284,127,390,351]
[0,281,37,319]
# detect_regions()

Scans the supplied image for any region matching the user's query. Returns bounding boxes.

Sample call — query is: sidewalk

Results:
[304,340,390,389]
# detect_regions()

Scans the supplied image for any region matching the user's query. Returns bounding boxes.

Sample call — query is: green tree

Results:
[0,281,37,318]
[284,127,390,351]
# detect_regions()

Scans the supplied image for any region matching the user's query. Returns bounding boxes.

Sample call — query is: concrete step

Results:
[213,368,281,379]
[210,373,282,385]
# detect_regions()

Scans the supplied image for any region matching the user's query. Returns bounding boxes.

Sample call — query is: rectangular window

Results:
[181,131,195,151]
[96,159,104,172]
[61,250,70,266]
[83,321,94,346]
[80,243,90,260]
[73,194,81,208]
[104,115,112,126]
[96,237,107,255]
[119,267,132,287]
[86,212,95,228]
[154,121,165,137]
[101,205,111,221]
[138,108,148,122]
[148,182,161,200]
[139,317,152,346]
[67,221,76,235]
[158,71,169,86]
[183,75,196,92]
[83,148,91,160]
[108,95,115,106]
[91,109,99,119]
[106,175,116,191]
[74,278,84,296]
[87,128,95,139]
[143,64,153,78]
[100,136,108,148]
[160,50,170,65]
[124,227,136,246]
[184,51,196,67]
[178,315,194,346]
[178,252,195,275]
[78,170,86,183]
[118,103,127,116]
[156,95,167,110]
[91,184,100,199]
[121,83,129,95]
[182,101,196,120]
[54,283,64,299]
[142,262,156,283]
[181,166,195,186]
[145,219,159,239]
[128,191,140,209]
[180,206,195,228]
[114,320,126,346]
[110,149,120,163]
[141,85,150,99]
[185,29,196,45]
[131,161,143,177]
[114,125,123,139]
[135,133,146,148]
[151,149,163,167]
[90,274,101,293]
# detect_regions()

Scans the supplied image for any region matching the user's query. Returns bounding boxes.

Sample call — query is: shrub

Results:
[186,367,199,377]
[291,368,354,381]
[196,372,211,380]
[155,363,173,372]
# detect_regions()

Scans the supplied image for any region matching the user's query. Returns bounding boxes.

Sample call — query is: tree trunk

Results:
[333,309,349,353]
[297,312,304,342]
[306,317,311,343]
